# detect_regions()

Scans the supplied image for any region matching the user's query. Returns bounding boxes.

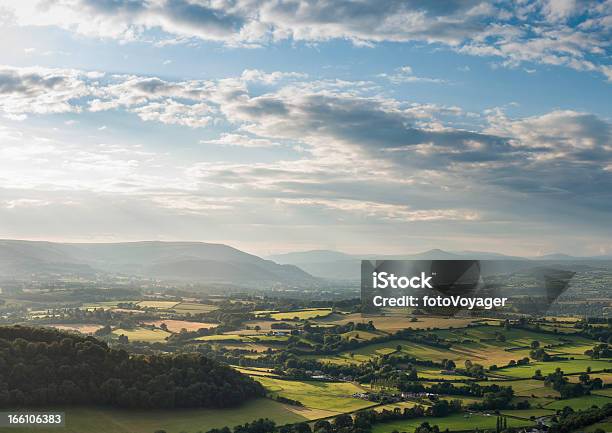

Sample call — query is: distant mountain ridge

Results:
[0,240,318,287]
[268,248,612,280]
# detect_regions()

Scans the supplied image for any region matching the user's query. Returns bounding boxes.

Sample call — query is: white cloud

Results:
[241,69,308,84]
[0,66,90,118]
[4,1,611,79]
[275,198,480,222]
[200,133,280,148]
[133,100,213,128]
[378,65,448,84]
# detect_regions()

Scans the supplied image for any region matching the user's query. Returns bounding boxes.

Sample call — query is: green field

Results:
[267,308,333,321]
[341,330,385,341]
[315,338,532,367]
[569,372,612,385]
[499,408,555,418]
[82,301,142,311]
[545,394,612,411]
[254,377,377,415]
[172,302,219,314]
[112,327,171,342]
[593,388,612,397]
[477,379,561,398]
[0,399,306,433]
[581,417,612,432]
[416,367,472,381]
[195,334,253,342]
[371,413,534,433]
[494,359,612,379]
[253,335,290,342]
[314,325,600,368]
[137,300,180,309]
[317,313,476,333]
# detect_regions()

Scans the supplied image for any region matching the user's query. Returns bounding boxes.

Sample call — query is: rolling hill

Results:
[0,240,319,287]
[268,249,612,280]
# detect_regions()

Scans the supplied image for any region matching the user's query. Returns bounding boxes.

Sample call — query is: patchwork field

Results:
[254,377,377,414]
[171,302,219,314]
[142,319,218,332]
[432,325,594,349]
[370,413,534,433]
[568,372,612,384]
[196,334,253,342]
[317,313,477,332]
[545,394,612,411]
[315,338,534,367]
[44,324,104,334]
[341,330,386,341]
[112,327,171,342]
[137,300,180,309]
[266,308,333,321]
[477,379,560,398]
[233,366,280,377]
[82,301,141,311]
[499,408,555,419]
[494,359,612,379]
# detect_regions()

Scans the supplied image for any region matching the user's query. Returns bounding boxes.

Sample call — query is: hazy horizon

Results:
[1,1,611,258]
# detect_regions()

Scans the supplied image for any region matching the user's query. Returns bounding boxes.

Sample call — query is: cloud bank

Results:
[5,0,612,79]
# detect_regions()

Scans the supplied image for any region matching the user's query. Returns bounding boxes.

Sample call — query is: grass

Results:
[221,343,272,353]
[195,334,253,342]
[44,324,104,334]
[267,308,333,321]
[341,330,385,341]
[494,359,612,379]
[415,368,472,381]
[314,325,601,368]
[371,413,533,433]
[592,388,612,397]
[254,377,377,414]
[0,399,308,433]
[581,417,612,432]
[137,300,180,309]
[233,366,279,377]
[315,338,526,367]
[141,319,218,333]
[172,302,219,314]
[476,379,560,398]
[499,408,555,419]
[112,327,170,342]
[568,372,612,384]
[545,394,612,411]
[373,401,419,412]
[317,313,476,332]
[253,335,290,342]
[82,300,141,311]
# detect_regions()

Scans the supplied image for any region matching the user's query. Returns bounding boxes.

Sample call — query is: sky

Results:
[0,0,611,257]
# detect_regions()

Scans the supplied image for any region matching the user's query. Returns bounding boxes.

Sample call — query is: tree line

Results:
[0,326,264,409]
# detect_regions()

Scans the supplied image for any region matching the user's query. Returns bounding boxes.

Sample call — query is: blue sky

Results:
[0,0,610,256]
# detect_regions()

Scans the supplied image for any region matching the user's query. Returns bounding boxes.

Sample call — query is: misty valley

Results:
[0,241,610,433]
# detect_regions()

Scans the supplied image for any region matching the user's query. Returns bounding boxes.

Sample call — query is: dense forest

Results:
[0,326,264,408]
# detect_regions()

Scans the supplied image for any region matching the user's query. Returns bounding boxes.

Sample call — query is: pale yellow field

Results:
[137,300,180,309]
[172,302,219,314]
[316,313,476,332]
[267,308,333,321]
[44,324,104,334]
[112,327,171,342]
[142,319,218,332]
